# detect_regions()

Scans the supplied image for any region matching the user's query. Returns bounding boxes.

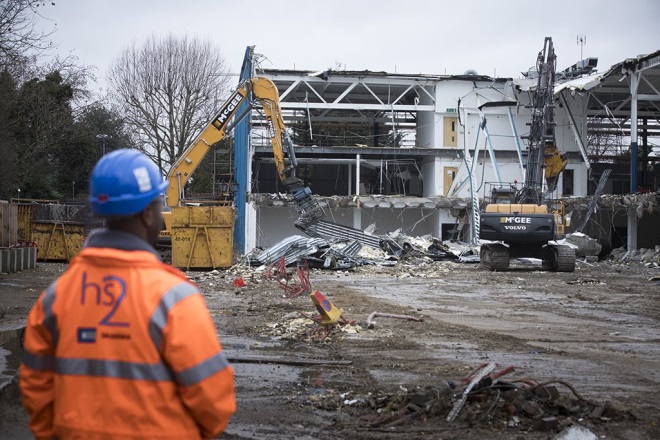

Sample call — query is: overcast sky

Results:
[36,0,660,92]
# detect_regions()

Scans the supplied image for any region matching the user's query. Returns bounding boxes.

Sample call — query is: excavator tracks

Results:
[553,245,576,272]
[543,244,576,272]
[480,244,510,271]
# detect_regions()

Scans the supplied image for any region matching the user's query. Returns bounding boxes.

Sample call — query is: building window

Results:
[563,169,574,196]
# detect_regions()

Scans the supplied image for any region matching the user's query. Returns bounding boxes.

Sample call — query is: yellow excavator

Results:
[479,37,575,272]
[160,77,325,242]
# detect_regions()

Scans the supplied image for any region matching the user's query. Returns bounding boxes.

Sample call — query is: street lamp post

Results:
[96,134,111,156]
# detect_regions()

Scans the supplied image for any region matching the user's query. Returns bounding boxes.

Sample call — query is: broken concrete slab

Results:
[564,232,602,258]
[552,425,597,440]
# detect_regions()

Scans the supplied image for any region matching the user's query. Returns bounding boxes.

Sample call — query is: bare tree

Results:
[0,0,55,67]
[108,34,232,173]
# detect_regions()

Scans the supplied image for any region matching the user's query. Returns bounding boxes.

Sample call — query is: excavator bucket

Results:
[285,180,325,230]
[544,144,568,193]
[293,191,325,229]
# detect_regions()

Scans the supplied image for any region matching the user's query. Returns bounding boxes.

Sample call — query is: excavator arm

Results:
[250,79,325,229]
[517,37,567,204]
[163,77,324,233]
[165,83,250,207]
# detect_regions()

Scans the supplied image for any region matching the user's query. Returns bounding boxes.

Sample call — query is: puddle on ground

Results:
[0,282,24,288]
[298,368,359,390]
[368,368,422,385]
[0,327,24,391]
[221,335,283,352]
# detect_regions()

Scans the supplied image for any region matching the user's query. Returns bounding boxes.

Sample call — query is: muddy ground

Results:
[1,257,659,439]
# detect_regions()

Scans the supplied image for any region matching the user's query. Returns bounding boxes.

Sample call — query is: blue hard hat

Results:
[89,149,168,217]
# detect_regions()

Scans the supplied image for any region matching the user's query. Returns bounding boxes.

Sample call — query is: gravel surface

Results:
[1,258,659,439]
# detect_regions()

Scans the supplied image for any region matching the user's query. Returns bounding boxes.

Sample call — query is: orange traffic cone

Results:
[309,290,342,325]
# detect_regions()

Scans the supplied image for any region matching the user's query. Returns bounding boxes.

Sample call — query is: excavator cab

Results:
[489,185,516,204]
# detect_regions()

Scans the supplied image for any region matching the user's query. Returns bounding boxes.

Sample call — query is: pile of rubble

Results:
[263,312,363,342]
[565,191,659,217]
[247,230,466,270]
[246,228,617,271]
[300,363,633,436]
[608,246,660,266]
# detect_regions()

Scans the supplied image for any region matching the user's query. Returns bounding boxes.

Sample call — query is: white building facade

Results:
[244,69,592,250]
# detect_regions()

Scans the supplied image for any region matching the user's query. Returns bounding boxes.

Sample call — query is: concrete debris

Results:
[253,191,659,221]
[552,425,597,440]
[563,233,602,258]
[565,191,659,216]
[608,246,660,266]
[389,229,460,261]
[263,314,362,342]
[267,316,317,340]
[251,193,472,211]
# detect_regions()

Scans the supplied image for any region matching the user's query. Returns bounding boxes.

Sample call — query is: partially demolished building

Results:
[232,48,660,254]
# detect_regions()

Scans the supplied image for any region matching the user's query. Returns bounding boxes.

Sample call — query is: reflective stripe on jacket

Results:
[19,232,235,439]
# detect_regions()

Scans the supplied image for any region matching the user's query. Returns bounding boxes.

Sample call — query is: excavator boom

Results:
[165,84,250,207]
[163,77,324,233]
[518,37,567,204]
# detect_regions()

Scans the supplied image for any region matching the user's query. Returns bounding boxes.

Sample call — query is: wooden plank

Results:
[0,202,17,247]
[226,356,352,366]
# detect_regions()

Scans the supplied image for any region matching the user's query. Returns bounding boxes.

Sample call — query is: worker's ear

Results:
[140,199,159,229]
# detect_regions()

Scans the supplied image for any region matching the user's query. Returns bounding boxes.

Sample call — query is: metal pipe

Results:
[355,154,361,197]
[628,71,640,251]
[366,312,424,329]
[630,72,639,193]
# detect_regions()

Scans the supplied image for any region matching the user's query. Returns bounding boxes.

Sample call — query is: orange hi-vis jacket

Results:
[20,230,236,439]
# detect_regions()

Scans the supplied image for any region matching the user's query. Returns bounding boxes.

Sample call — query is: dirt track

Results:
[1,258,659,439]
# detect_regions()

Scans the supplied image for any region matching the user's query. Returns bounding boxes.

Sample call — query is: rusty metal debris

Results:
[264,257,313,298]
[356,363,632,433]
[447,362,497,422]
[366,312,424,329]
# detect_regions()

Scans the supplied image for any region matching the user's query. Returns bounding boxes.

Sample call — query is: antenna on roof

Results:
[577,35,587,60]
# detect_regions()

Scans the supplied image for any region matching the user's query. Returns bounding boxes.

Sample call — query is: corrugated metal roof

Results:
[553,72,607,94]
[253,235,328,266]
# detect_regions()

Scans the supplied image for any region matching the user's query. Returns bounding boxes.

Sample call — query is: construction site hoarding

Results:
[16,203,34,242]
[29,203,85,262]
[0,201,18,247]
[32,223,84,261]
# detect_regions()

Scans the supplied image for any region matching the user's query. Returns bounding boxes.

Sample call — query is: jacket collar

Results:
[84,229,161,259]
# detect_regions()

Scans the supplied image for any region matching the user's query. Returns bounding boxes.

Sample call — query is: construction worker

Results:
[19,149,235,439]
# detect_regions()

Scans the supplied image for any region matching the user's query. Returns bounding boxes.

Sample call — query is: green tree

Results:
[0,68,19,199]
[55,102,136,198]
[10,70,74,198]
